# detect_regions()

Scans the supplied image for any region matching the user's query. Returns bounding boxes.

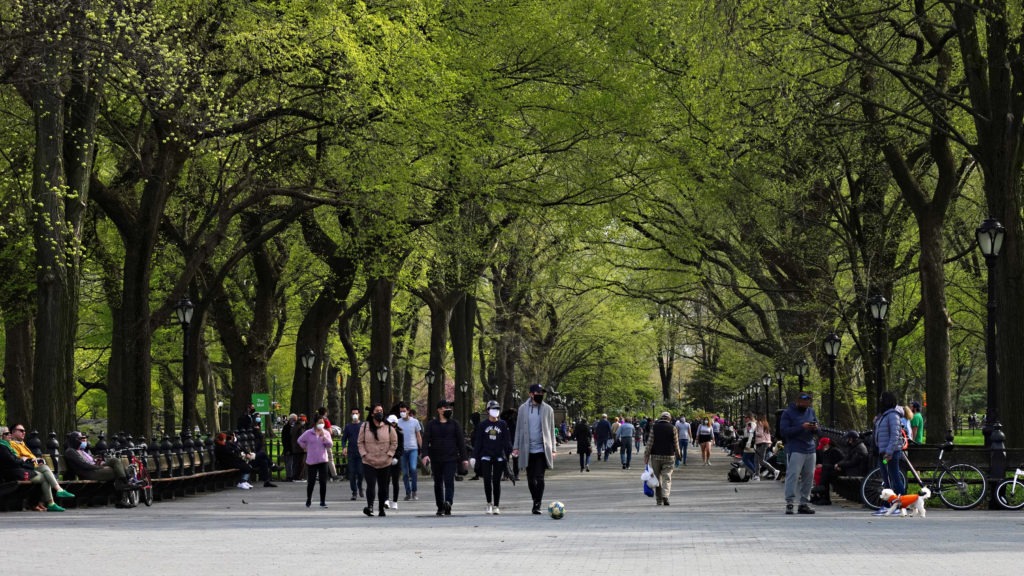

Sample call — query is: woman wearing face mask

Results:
[357,403,398,517]
[697,417,714,466]
[297,414,333,508]
[472,400,512,514]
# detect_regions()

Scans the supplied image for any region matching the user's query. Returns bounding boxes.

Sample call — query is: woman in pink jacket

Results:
[297,414,333,508]
[358,403,398,517]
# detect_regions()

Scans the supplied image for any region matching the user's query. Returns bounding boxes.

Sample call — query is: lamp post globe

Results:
[868,294,889,393]
[794,359,809,394]
[760,373,772,414]
[823,333,841,428]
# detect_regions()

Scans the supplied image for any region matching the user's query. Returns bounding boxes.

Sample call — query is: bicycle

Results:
[994,465,1024,510]
[105,448,153,507]
[860,437,986,510]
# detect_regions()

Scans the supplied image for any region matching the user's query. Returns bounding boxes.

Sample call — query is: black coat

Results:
[0,442,35,482]
[574,421,592,451]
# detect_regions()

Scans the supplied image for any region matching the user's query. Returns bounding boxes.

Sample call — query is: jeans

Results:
[347,452,364,496]
[401,448,419,495]
[579,450,591,469]
[527,452,547,505]
[784,450,816,506]
[620,439,633,467]
[596,438,610,461]
[742,452,757,475]
[676,440,688,465]
[432,460,457,509]
[880,453,906,496]
[480,459,503,506]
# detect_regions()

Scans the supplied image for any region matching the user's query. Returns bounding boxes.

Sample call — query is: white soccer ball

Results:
[548,501,565,519]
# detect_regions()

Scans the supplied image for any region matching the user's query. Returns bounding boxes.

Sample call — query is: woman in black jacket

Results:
[574,417,592,472]
[472,400,512,515]
[421,399,468,516]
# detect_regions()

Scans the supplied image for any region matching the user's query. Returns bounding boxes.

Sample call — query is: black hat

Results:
[486,400,500,410]
[68,431,88,442]
[529,384,546,394]
[436,399,452,409]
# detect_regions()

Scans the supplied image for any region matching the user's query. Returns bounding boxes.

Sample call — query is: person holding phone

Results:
[779,392,819,515]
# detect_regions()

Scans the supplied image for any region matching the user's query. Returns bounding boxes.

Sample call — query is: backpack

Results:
[727,462,750,482]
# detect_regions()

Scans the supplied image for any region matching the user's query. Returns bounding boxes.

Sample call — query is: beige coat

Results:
[357,422,397,469]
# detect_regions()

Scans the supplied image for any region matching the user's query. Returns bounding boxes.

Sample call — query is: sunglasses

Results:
[13,428,25,432]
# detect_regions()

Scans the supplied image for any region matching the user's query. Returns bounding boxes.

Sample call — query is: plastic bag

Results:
[643,464,659,488]
[643,481,654,497]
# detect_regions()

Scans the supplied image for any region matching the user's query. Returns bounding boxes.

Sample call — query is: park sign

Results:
[251,393,271,414]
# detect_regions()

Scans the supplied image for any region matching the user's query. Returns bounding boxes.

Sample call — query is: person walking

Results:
[385,413,404,510]
[754,413,773,479]
[297,414,333,508]
[358,404,398,517]
[873,391,907,516]
[341,408,364,501]
[280,414,297,481]
[675,416,689,467]
[644,412,682,506]
[421,400,469,516]
[513,384,556,515]
[696,418,714,465]
[574,417,592,472]
[593,414,611,462]
[472,400,512,515]
[616,417,635,470]
[396,404,423,501]
[779,392,819,515]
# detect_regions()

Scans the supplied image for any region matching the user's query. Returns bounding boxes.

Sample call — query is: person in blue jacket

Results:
[872,391,906,515]
[779,391,819,515]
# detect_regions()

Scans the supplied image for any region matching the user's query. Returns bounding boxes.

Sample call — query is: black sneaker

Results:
[436,508,444,516]
[531,502,542,515]
[351,493,357,501]
[443,502,452,516]
[378,509,386,517]
[785,504,794,515]
[363,506,373,517]
[798,505,815,515]
[264,482,278,488]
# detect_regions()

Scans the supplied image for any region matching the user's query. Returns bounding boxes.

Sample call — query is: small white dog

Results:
[879,487,931,517]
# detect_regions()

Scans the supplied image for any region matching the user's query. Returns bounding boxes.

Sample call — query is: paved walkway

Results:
[13,445,1024,575]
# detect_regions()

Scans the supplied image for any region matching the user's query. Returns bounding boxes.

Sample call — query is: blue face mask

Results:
[79,441,88,450]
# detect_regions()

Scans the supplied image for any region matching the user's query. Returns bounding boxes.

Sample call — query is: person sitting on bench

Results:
[1,425,73,511]
[63,431,129,486]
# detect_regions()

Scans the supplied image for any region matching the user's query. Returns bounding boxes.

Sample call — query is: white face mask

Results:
[351,414,359,422]
[488,409,500,418]
[316,423,325,430]
[400,412,408,419]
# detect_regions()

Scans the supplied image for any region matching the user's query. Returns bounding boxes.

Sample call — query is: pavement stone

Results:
[11,445,1024,575]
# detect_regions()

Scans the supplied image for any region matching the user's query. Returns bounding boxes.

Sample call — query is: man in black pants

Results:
[421,400,468,516]
[513,384,555,515]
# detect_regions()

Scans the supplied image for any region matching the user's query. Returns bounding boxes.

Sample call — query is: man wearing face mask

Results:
[395,402,423,501]
[513,384,556,515]
[472,400,512,514]
[421,400,468,516]
[341,408,365,500]
[779,391,819,515]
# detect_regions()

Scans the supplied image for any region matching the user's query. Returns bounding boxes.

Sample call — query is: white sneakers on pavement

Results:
[486,504,493,514]
[237,482,252,490]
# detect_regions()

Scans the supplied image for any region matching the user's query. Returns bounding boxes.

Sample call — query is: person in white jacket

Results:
[513,384,555,515]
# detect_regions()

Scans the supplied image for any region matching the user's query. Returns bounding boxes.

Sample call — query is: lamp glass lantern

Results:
[823,333,842,359]
[425,370,436,386]
[976,218,1006,257]
[377,365,389,384]
[300,348,316,370]
[175,298,194,326]
[760,373,772,388]
[868,294,889,322]
[794,359,809,377]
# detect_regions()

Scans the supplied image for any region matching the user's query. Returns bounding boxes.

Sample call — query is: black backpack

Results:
[727,462,750,482]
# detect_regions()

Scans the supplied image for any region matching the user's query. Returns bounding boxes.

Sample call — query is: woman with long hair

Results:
[754,413,773,480]
[696,417,714,466]
[873,391,906,515]
[358,403,398,517]
[297,413,333,508]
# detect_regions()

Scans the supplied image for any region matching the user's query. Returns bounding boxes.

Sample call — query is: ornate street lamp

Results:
[794,359,809,394]
[459,381,468,418]
[823,333,842,428]
[774,368,785,413]
[175,298,195,437]
[976,218,1005,443]
[868,294,889,393]
[376,365,389,406]
[760,373,772,415]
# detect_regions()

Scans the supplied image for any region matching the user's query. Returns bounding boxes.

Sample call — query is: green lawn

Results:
[953,429,985,446]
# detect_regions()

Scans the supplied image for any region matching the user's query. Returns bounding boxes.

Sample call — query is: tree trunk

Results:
[450,293,475,418]
[368,278,394,408]
[3,315,33,426]
[918,212,953,440]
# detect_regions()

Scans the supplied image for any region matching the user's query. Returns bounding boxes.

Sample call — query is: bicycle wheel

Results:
[861,468,886,508]
[126,488,140,507]
[936,463,986,510]
[995,480,1024,510]
[140,467,154,506]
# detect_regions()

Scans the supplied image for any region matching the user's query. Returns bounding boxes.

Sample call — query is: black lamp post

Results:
[976,217,1005,448]
[823,333,841,428]
[775,368,785,413]
[459,381,468,419]
[175,298,195,437]
[301,348,316,410]
[512,388,521,405]
[376,366,389,407]
[794,359,808,394]
[760,373,772,415]
[491,384,499,401]
[868,294,889,394]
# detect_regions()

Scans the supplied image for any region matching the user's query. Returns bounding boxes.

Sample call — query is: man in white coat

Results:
[513,384,555,514]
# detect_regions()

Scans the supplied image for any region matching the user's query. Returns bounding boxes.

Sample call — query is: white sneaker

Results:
[237,482,251,490]
[486,504,493,514]
[385,500,391,509]
[492,506,501,515]
[391,501,398,510]
[751,475,760,482]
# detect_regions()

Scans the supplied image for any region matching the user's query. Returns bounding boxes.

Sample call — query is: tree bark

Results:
[368,278,394,408]
[3,315,33,426]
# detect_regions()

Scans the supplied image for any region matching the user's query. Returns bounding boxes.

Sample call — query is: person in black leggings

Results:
[472,400,513,514]
[296,414,333,508]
